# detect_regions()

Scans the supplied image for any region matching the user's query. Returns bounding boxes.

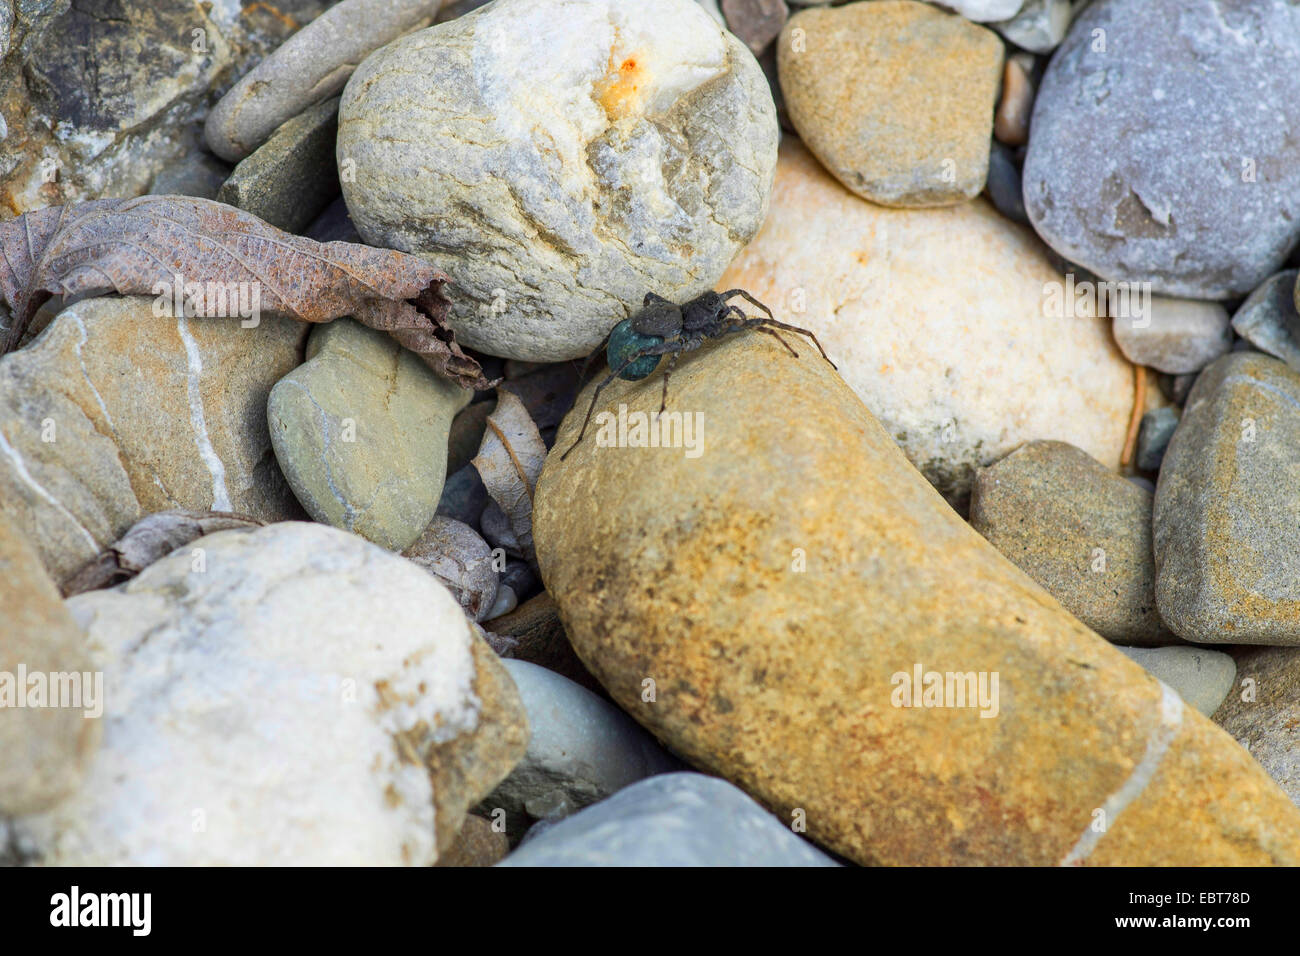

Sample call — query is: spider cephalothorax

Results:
[561,289,835,459]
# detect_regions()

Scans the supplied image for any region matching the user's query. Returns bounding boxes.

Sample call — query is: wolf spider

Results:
[560,289,834,460]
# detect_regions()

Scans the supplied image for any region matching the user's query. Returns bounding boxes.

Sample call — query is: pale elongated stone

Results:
[0,297,306,585]
[1154,353,1300,645]
[716,140,1134,507]
[0,510,99,815]
[336,0,778,362]
[205,0,442,162]
[536,333,1300,865]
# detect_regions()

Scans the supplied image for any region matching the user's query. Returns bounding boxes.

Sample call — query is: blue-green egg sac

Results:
[607,319,663,380]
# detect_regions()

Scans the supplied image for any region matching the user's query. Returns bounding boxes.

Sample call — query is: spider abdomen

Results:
[607,319,663,380]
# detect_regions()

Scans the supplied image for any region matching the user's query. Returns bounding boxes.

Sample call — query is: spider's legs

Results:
[561,354,647,460]
[753,324,800,358]
[560,340,696,460]
[720,288,775,321]
[576,328,614,386]
[720,309,800,356]
[760,319,835,367]
[656,352,681,415]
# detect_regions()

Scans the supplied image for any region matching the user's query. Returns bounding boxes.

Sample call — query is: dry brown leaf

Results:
[472,390,547,572]
[402,516,499,623]
[61,510,264,597]
[0,196,493,390]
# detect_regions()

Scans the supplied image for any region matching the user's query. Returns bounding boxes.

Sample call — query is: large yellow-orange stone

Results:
[535,332,1300,865]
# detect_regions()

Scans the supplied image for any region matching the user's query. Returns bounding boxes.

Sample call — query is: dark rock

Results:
[1135,406,1179,473]
[216,97,340,233]
[985,141,1027,224]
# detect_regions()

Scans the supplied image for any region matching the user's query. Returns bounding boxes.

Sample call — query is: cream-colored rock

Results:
[0,510,100,815]
[337,0,779,361]
[9,523,527,866]
[0,297,307,584]
[716,140,1134,505]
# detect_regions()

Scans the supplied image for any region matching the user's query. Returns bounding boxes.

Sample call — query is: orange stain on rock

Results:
[596,53,649,120]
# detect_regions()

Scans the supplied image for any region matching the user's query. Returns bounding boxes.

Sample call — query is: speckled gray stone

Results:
[1023,0,1300,299]
[1154,352,1300,645]
[336,0,779,362]
[497,773,839,866]
[1213,646,1300,808]
[1112,296,1232,375]
[1231,270,1300,371]
[1135,406,1179,473]
[970,440,1174,645]
[483,660,678,831]
[0,1,15,60]
[1117,646,1234,717]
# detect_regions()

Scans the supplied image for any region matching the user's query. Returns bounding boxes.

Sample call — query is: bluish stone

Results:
[1136,406,1180,473]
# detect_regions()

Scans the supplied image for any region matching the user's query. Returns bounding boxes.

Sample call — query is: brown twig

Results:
[1120,363,1147,469]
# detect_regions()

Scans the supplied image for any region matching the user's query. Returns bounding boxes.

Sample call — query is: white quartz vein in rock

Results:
[176,316,232,511]
[1061,682,1184,865]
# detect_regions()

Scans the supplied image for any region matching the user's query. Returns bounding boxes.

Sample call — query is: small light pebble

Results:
[992,0,1075,53]
[937,0,1026,21]
[483,659,679,832]
[1112,296,1232,375]
[498,773,839,867]
[1116,646,1236,717]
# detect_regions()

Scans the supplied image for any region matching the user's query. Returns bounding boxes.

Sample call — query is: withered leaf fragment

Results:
[0,196,492,389]
[61,510,264,597]
[472,390,547,572]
